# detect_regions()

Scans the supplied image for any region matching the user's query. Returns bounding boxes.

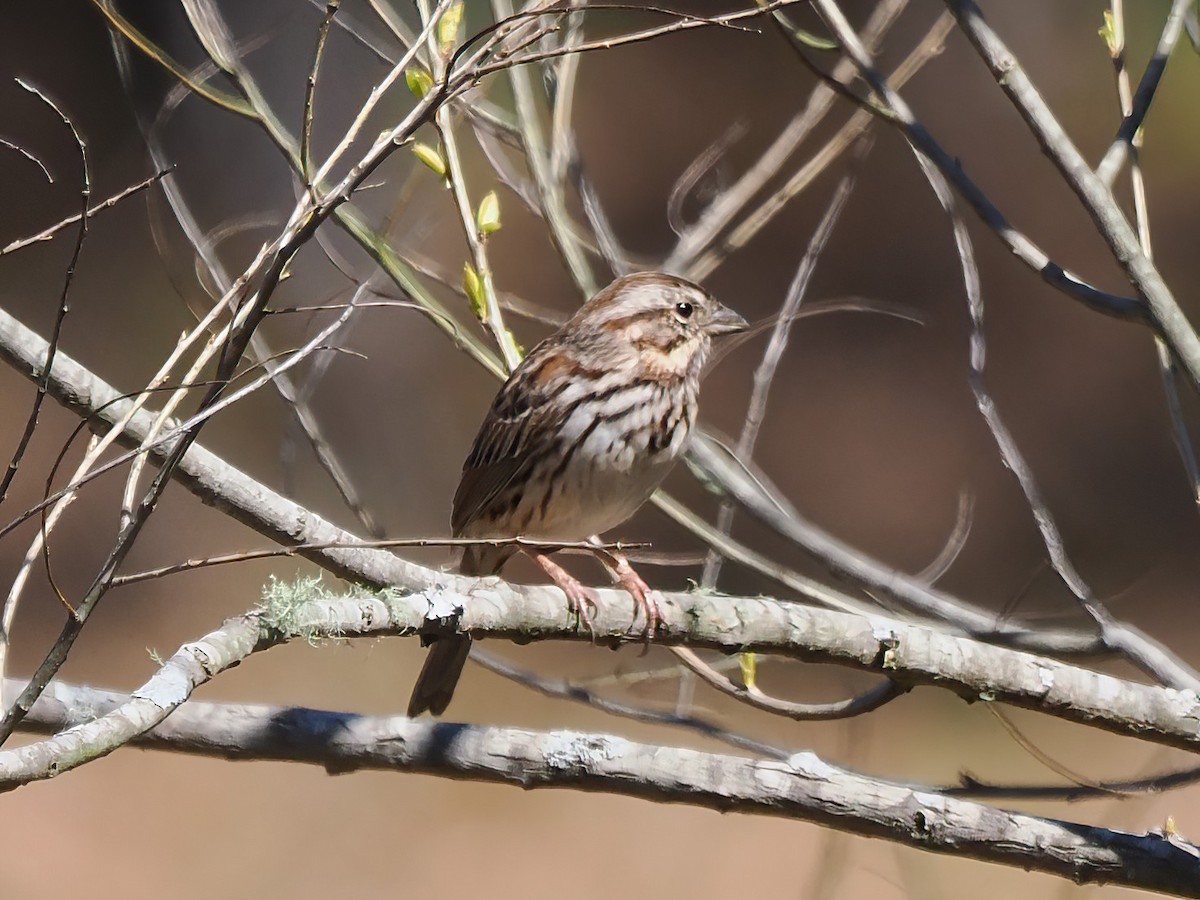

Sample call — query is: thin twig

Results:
[0,82,91,507]
[702,142,865,588]
[110,537,647,587]
[670,647,905,722]
[0,137,53,183]
[0,169,169,256]
[301,0,342,192]
[0,82,91,709]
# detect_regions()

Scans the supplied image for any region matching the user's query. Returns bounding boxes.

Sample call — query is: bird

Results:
[407,271,748,717]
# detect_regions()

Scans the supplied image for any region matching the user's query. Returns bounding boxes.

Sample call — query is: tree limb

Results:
[7,578,1200,794]
[18,676,1200,897]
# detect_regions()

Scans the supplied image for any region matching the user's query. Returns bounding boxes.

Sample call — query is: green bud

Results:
[1099,10,1119,54]
[463,262,485,320]
[405,66,433,99]
[438,2,464,53]
[476,190,501,236]
[412,142,446,178]
[738,652,757,690]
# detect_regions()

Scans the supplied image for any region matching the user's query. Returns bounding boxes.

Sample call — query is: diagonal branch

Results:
[943,0,1200,388]
[791,1,1147,327]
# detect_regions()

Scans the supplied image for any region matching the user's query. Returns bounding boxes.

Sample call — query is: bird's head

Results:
[566,272,747,380]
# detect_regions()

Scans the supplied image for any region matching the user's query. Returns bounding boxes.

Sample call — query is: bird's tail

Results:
[406,633,472,717]
[406,543,511,717]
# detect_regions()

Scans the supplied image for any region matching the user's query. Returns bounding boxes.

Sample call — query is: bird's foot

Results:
[532,552,598,639]
[605,551,661,640]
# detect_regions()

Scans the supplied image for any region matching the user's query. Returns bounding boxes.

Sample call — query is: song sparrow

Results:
[407,271,747,716]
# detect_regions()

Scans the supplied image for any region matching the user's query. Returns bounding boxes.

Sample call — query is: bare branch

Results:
[0,170,167,256]
[669,646,904,722]
[702,146,863,588]
[942,0,1200,387]
[16,675,1200,896]
[783,1,1147,325]
[1105,0,1200,515]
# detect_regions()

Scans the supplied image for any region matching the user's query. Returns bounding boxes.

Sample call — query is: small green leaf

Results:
[405,66,433,99]
[463,262,485,319]
[476,190,501,235]
[438,2,464,53]
[1099,10,1119,55]
[412,142,446,178]
[738,652,757,689]
[791,27,838,51]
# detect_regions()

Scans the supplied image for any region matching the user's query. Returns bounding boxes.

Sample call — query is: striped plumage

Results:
[408,271,747,717]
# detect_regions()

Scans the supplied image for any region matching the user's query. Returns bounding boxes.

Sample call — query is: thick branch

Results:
[19,677,1200,897]
[7,584,1200,795]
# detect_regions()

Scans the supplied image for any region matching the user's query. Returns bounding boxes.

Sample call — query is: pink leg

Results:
[599,550,661,637]
[531,552,598,637]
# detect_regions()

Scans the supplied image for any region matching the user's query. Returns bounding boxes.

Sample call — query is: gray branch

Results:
[7,586,1200,791]
[944,0,1200,386]
[20,677,1200,898]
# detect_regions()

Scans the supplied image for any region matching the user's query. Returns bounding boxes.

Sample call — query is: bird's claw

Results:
[610,553,661,641]
[533,552,599,641]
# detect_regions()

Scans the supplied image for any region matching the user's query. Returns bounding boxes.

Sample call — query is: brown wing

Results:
[450,343,569,537]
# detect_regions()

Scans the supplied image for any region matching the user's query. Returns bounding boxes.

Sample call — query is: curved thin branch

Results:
[469,648,791,759]
[670,646,905,721]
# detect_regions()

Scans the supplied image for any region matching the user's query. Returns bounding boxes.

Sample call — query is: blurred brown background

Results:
[1,1,1199,896]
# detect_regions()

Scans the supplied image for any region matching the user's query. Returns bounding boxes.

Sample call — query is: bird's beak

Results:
[707,304,749,335]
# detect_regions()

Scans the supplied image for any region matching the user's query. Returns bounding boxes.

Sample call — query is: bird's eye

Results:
[674,301,694,321]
